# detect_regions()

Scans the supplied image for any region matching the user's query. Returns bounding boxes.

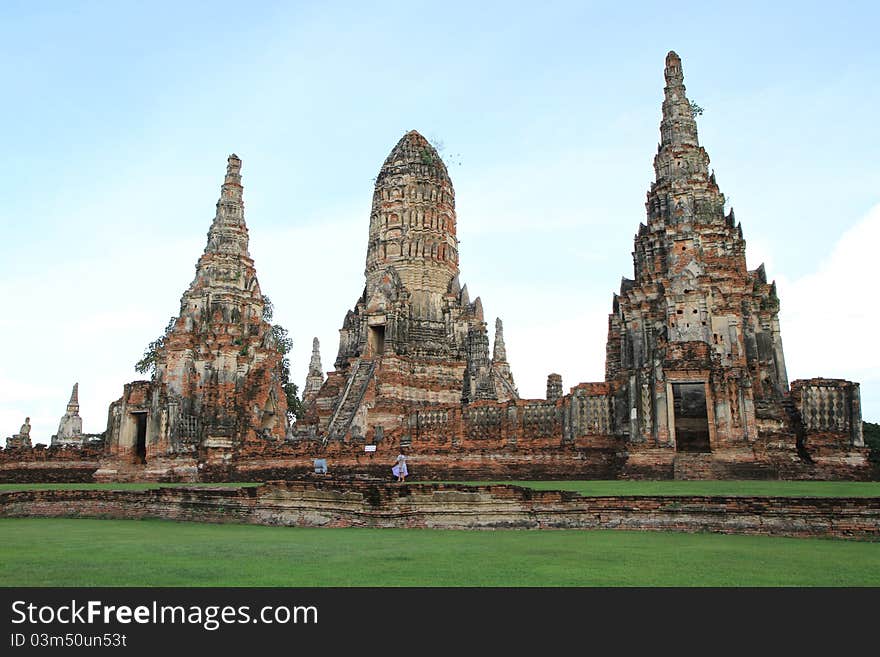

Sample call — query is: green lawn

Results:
[0,518,877,586]
[2,480,879,496]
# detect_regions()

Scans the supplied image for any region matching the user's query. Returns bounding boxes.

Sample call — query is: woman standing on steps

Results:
[392,452,408,483]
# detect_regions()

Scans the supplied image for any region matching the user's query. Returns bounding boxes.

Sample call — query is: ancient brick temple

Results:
[603,52,864,477]
[294,53,866,479]
[97,155,288,480]
[302,131,518,442]
[0,51,869,483]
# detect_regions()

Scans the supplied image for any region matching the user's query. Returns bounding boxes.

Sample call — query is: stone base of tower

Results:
[94,455,199,483]
[618,443,871,481]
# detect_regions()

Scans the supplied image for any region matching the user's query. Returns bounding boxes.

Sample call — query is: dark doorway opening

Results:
[368,325,386,356]
[133,413,147,463]
[672,383,711,452]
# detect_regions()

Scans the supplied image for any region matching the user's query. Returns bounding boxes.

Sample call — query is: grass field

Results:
[2,480,879,496]
[1,517,878,586]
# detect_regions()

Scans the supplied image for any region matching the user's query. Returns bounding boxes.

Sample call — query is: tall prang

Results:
[306,130,517,442]
[605,52,863,464]
[99,155,289,479]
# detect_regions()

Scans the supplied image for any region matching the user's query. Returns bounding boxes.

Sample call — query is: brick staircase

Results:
[324,359,376,443]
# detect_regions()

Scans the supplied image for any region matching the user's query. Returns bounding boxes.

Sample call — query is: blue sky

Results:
[1,1,879,441]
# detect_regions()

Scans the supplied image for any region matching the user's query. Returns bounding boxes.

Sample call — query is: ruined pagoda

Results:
[99,155,288,479]
[604,52,864,472]
[51,383,84,446]
[303,130,517,442]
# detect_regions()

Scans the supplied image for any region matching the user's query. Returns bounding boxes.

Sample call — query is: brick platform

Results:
[2,479,878,540]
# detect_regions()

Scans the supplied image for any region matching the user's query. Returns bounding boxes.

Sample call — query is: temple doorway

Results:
[368,324,385,356]
[133,412,147,463]
[672,383,711,452]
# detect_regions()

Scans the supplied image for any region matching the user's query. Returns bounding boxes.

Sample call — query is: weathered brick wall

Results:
[2,480,878,540]
[0,446,103,483]
[0,437,871,483]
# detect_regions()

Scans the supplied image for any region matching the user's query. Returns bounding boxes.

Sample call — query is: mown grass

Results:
[2,480,879,496]
[0,518,878,587]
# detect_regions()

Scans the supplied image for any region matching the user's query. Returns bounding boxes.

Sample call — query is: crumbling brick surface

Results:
[100,155,289,476]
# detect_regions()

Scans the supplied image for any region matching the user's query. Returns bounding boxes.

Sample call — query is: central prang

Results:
[302,130,518,443]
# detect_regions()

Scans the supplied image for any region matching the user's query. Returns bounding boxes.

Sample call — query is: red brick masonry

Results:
[1,479,877,540]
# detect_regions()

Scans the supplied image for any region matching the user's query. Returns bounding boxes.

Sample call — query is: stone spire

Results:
[647,51,723,232]
[67,382,80,413]
[492,318,507,363]
[148,154,288,443]
[53,382,83,445]
[490,317,517,397]
[303,337,324,403]
[204,154,250,257]
[659,51,700,149]
[177,154,264,334]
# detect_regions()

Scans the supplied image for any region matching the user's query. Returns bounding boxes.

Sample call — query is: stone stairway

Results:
[93,459,144,483]
[673,452,715,480]
[324,359,376,443]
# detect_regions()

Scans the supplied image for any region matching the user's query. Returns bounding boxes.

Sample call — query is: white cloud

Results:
[775,204,880,410]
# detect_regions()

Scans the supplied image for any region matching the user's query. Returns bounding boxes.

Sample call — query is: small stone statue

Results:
[7,417,33,448]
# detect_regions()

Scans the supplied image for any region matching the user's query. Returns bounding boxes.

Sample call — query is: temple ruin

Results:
[0,51,870,481]
[302,130,519,444]
[603,52,864,477]
[96,155,289,481]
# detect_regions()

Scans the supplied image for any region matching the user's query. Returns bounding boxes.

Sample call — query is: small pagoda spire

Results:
[308,338,322,375]
[53,382,83,445]
[490,317,518,398]
[303,337,324,403]
[492,317,507,363]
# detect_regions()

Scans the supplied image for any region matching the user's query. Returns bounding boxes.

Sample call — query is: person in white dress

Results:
[392,453,408,483]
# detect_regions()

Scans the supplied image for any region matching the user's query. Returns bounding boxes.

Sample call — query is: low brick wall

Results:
[0,461,101,483]
[1,479,878,540]
[2,438,871,483]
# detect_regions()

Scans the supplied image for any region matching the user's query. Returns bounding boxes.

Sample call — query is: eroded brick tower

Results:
[306,130,517,441]
[605,52,863,469]
[100,155,288,479]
